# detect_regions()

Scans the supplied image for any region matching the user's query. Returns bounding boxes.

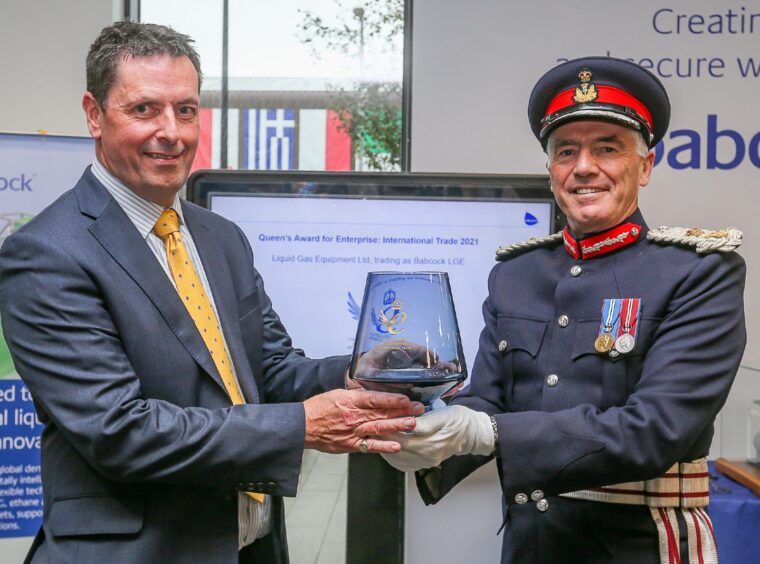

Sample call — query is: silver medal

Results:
[614,333,636,354]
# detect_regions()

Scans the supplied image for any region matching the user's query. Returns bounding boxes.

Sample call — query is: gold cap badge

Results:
[573,68,598,103]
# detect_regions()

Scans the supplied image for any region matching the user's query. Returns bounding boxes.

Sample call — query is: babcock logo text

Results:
[0,174,33,191]
[654,115,760,170]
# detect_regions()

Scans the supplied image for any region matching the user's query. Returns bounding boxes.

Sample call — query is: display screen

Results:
[188,171,559,378]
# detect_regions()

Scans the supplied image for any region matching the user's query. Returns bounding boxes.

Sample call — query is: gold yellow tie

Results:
[154,209,264,503]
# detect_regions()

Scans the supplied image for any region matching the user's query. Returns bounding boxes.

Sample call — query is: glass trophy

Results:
[349,272,467,408]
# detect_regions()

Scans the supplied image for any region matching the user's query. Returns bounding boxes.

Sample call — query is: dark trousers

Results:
[502,497,698,564]
[239,533,281,564]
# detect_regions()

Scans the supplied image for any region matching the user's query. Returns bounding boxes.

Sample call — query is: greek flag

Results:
[243,109,296,170]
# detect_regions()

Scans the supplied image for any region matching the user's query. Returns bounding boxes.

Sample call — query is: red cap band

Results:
[544,85,653,131]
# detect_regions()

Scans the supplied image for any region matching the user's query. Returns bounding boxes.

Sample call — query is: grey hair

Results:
[633,132,650,158]
[86,21,202,108]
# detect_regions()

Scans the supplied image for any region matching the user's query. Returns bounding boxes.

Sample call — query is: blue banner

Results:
[0,381,43,538]
[0,132,92,541]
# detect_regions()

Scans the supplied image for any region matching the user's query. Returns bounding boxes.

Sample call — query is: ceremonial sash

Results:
[561,458,718,563]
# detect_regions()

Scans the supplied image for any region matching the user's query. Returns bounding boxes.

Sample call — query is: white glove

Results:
[381,405,495,472]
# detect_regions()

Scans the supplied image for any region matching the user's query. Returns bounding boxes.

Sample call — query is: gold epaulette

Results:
[647,226,743,254]
[495,231,563,261]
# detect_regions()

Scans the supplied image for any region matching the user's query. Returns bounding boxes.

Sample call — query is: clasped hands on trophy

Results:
[307,271,493,469]
[303,338,495,471]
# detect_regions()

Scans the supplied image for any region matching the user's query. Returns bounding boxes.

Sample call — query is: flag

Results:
[191,108,351,173]
[243,109,295,170]
[192,108,239,172]
[299,110,352,171]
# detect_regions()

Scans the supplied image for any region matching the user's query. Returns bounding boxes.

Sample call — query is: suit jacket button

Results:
[570,265,582,277]
[514,493,528,504]
[558,315,569,327]
[546,374,559,387]
[498,340,508,352]
[537,499,549,512]
[531,490,544,502]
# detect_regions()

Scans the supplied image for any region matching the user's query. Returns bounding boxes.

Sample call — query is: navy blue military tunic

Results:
[418,209,746,563]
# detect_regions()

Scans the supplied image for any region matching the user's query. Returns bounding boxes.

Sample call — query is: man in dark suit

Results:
[382,57,746,563]
[0,21,421,563]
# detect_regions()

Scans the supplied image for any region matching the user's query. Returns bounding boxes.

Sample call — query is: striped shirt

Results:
[91,160,271,548]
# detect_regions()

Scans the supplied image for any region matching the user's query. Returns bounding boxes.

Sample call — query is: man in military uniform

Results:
[381,56,746,563]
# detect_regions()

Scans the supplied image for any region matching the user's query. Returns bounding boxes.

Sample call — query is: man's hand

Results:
[380,405,494,472]
[303,389,424,454]
[344,365,363,390]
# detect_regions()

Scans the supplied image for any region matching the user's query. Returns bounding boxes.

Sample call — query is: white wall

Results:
[0,0,117,136]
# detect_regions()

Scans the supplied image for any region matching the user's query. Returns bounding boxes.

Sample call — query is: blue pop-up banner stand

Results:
[0,380,43,537]
[0,132,94,551]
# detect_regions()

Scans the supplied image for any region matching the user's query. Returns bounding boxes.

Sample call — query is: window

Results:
[140,0,407,173]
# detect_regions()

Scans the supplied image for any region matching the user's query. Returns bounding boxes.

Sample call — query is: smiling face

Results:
[82,54,200,207]
[547,121,654,237]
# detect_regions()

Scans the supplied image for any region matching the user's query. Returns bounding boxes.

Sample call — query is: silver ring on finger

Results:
[358,438,369,454]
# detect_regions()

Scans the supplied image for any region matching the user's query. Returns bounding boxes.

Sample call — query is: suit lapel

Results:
[182,202,261,404]
[76,171,230,396]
